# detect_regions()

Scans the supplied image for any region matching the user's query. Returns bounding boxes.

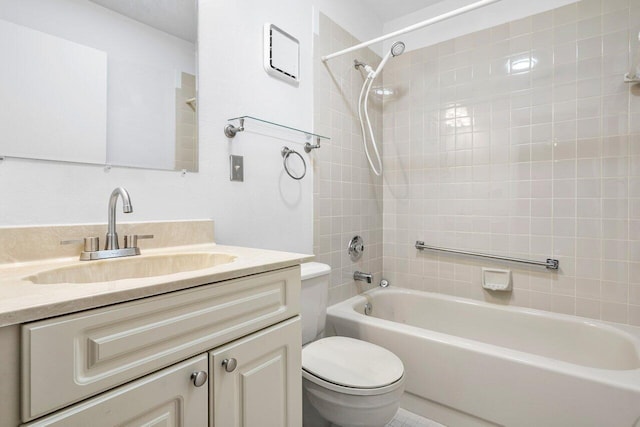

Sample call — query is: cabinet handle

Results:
[191,370,208,387]
[222,358,237,372]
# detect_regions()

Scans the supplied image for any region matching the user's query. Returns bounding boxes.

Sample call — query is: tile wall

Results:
[382,0,640,325]
[175,72,198,172]
[313,13,384,304]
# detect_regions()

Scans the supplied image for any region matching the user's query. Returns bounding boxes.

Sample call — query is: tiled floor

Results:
[386,408,447,427]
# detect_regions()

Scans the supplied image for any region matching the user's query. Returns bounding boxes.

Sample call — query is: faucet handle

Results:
[60,239,82,245]
[124,234,154,249]
[61,237,99,252]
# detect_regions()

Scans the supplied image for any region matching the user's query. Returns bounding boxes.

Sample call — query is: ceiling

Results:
[359,0,447,22]
[88,0,447,43]
[89,0,196,42]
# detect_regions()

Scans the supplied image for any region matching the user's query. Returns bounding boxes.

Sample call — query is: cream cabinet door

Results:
[210,317,302,427]
[23,355,208,427]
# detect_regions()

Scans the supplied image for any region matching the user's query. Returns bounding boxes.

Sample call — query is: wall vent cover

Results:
[263,23,299,86]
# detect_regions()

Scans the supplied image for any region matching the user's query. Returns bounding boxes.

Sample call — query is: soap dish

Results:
[482,268,512,291]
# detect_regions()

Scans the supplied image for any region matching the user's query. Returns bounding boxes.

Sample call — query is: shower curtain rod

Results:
[321,0,502,62]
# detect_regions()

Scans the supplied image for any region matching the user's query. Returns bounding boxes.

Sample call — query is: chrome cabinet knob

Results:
[191,371,208,387]
[222,358,237,372]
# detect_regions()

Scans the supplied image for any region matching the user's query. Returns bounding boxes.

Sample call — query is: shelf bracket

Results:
[224,118,245,138]
[304,137,321,153]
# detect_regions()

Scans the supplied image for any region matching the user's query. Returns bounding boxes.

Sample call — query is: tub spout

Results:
[354,271,373,284]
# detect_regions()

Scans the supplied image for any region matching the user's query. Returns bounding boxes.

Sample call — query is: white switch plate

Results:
[230,155,243,182]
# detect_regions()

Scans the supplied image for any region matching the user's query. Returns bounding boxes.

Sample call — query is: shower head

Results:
[371,40,405,78]
[390,41,405,57]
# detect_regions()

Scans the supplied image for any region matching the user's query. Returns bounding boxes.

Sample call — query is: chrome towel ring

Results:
[281,146,306,180]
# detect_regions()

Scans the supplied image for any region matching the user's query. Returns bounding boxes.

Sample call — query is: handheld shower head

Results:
[371,40,405,78]
[391,41,406,57]
[357,41,405,177]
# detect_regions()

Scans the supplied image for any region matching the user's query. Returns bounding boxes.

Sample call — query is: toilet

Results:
[300,262,405,427]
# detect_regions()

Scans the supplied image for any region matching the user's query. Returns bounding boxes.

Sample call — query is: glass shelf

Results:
[227,116,330,141]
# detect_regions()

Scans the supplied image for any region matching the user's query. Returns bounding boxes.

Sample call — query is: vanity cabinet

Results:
[18,266,302,426]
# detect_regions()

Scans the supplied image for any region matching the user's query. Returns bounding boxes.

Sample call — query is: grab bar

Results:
[415,241,559,270]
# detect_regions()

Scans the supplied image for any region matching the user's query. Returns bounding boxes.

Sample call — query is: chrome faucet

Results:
[60,187,153,260]
[354,271,373,284]
[105,187,133,250]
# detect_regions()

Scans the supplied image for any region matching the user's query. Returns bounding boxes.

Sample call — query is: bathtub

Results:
[326,288,640,427]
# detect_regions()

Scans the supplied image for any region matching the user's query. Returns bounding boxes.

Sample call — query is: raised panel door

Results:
[23,355,208,427]
[210,317,301,427]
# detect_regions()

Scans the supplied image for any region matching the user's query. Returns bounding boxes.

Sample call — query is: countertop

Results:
[0,243,313,327]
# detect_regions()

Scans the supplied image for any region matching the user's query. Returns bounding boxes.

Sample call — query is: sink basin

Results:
[26,253,237,284]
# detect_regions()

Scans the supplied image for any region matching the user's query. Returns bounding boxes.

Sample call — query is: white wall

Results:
[199,0,382,253]
[0,0,380,255]
[382,0,578,53]
[197,0,317,252]
[314,0,383,54]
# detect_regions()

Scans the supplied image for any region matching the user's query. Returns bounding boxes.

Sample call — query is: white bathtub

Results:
[326,288,640,427]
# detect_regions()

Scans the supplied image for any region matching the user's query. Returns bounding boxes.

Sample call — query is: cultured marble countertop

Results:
[0,244,313,327]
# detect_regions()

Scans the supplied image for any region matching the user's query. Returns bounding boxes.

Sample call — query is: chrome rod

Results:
[415,241,559,270]
[321,0,501,62]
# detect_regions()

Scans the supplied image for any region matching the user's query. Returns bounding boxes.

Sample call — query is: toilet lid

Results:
[302,337,404,389]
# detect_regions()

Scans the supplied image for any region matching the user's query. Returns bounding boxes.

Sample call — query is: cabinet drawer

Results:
[23,354,208,427]
[22,266,300,421]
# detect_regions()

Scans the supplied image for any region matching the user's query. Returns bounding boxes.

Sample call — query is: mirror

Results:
[0,0,198,172]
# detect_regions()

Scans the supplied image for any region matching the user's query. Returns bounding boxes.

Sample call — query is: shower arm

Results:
[321,0,501,62]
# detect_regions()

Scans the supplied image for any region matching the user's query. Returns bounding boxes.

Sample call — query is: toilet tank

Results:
[300,262,331,345]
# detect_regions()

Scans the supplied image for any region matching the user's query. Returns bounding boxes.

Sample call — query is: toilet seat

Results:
[302,336,404,396]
